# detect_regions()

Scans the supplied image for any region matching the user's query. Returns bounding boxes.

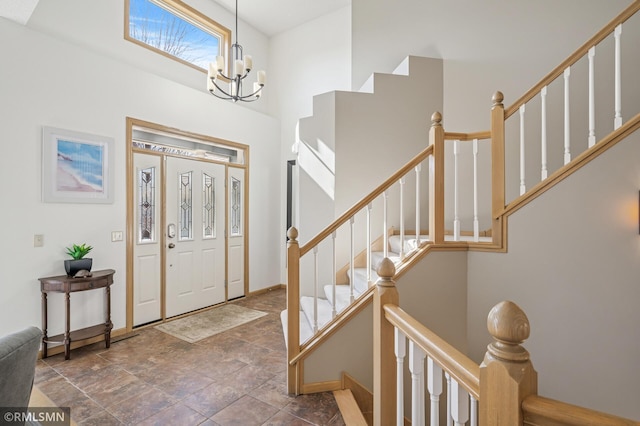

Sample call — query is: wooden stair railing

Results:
[286,109,500,395]
[374,261,639,425]
[286,120,440,395]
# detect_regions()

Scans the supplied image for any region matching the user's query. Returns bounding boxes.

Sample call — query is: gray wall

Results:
[303,250,468,401]
[467,130,640,420]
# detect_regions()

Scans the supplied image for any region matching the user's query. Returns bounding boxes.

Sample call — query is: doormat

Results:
[155,304,268,343]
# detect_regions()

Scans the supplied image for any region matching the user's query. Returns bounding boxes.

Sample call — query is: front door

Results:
[129,120,249,329]
[165,156,226,317]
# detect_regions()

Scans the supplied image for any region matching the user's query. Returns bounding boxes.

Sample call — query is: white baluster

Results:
[588,46,596,147]
[313,245,318,332]
[420,360,426,425]
[451,380,469,426]
[409,341,426,426]
[415,164,421,246]
[541,86,548,180]
[519,104,526,195]
[331,231,337,318]
[472,139,479,242]
[453,140,460,241]
[564,67,571,164]
[383,191,389,259]
[445,373,452,426]
[349,217,355,303]
[366,203,372,284]
[614,24,622,130]
[395,329,406,426]
[427,357,443,426]
[470,395,478,426]
[399,177,405,260]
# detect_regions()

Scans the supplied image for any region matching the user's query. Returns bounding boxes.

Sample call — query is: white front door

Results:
[227,166,245,299]
[165,157,226,317]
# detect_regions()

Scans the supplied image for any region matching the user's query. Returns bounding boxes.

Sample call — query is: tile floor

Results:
[34,289,345,425]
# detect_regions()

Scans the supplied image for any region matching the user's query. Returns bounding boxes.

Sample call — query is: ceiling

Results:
[210,0,351,36]
[0,0,351,37]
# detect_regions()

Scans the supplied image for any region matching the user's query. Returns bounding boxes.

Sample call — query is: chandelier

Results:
[207,0,265,102]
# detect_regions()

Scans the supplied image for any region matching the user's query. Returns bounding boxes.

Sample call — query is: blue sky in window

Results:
[129,0,220,69]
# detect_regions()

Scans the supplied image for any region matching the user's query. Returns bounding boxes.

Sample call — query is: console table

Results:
[38,269,115,360]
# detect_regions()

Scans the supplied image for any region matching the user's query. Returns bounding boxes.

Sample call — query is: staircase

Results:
[281,231,492,345]
[283,1,640,422]
[281,234,424,344]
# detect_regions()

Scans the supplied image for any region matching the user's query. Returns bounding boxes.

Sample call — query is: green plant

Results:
[65,243,93,260]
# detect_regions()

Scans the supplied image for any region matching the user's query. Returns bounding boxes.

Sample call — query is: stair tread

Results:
[280,309,314,345]
[333,389,367,426]
[300,296,335,331]
[389,234,429,253]
[324,284,363,313]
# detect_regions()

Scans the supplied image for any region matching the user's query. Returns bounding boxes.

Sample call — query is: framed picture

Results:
[42,126,114,203]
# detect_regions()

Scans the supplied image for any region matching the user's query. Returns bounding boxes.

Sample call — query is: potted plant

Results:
[64,243,93,277]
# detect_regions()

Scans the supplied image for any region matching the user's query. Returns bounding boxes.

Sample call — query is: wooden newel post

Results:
[491,92,505,247]
[373,258,399,426]
[286,227,301,395]
[480,301,537,425]
[428,112,445,244]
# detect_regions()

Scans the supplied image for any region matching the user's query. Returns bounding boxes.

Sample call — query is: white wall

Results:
[28,0,270,115]
[352,0,630,129]
[467,131,640,420]
[334,57,443,215]
[268,7,352,280]
[0,7,280,339]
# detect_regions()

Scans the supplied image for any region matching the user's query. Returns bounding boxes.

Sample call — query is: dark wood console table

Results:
[38,269,115,360]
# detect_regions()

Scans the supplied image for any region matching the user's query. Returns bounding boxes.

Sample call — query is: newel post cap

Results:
[492,91,504,106]
[375,258,396,287]
[287,227,298,242]
[486,300,530,362]
[431,111,442,127]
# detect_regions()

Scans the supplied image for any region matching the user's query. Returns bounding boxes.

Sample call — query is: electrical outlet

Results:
[34,234,44,247]
[111,231,123,242]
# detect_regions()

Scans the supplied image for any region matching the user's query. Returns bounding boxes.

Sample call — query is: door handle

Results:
[168,243,175,249]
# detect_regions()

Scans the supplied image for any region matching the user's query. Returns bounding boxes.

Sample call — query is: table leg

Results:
[41,292,48,358]
[105,285,112,348]
[64,292,71,360]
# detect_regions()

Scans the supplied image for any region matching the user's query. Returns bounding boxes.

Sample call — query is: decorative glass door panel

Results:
[133,153,162,326]
[227,166,245,299]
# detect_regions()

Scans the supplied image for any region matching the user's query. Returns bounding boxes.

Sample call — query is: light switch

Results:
[34,234,44,247]
[111,231,123,242]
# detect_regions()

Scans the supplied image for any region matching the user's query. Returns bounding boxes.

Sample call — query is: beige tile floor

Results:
[34,289,345,425]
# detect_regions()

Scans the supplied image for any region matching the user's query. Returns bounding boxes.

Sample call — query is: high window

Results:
[125,0,230,71]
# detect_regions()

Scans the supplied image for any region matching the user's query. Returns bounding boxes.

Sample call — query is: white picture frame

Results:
[42,126,114,204]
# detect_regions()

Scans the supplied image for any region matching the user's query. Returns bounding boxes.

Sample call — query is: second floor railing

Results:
[503,1,640,207]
